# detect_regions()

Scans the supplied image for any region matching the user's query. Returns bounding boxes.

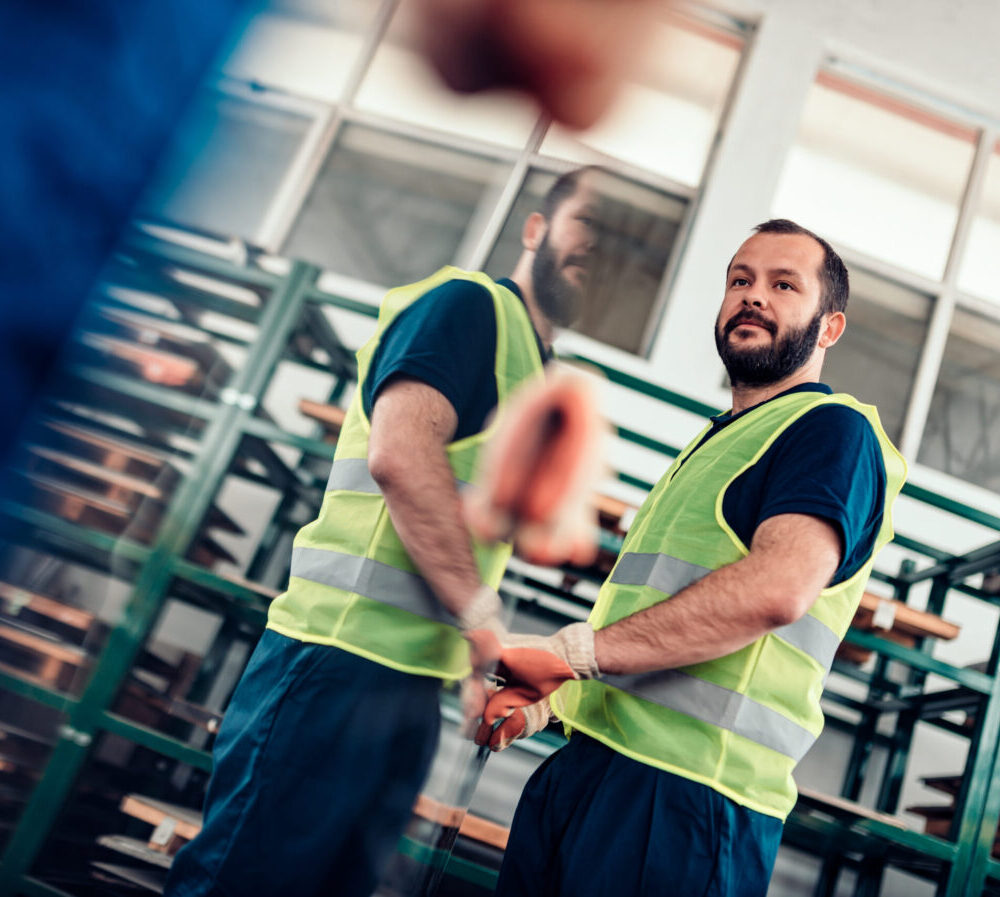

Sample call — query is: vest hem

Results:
[551,707,791,822]
[264,621,470,682]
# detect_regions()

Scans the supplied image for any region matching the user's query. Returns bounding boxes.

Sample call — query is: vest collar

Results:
[712,382,833,427]
[498,277,553,363]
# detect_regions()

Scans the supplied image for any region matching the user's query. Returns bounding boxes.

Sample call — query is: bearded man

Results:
[480,218,907,897]
[165,167,611,897]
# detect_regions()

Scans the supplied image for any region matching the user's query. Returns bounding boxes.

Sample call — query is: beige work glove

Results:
[456,583,506,668]
[456,584,507,730]
[477,623,599,738]
[477,696,554,752]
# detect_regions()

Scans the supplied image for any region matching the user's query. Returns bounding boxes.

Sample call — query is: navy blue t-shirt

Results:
[687,383,886,585]
[363,277,548,441]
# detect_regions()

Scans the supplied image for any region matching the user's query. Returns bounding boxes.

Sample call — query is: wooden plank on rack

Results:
[0,582,94,633]
[27,444,166,502]
[211,570,280,600]
[0,620,91,691]
[120,794,203,844]
[11,470,242,563]
[412,794,509,850]
[41,419,173,483]
[79,332,204,390]
[0,622,89,667]
[855,593,961,641]
[117,790,511,858]
[98,306,232,378]
[97,835,173,869]
[25,445,243,535]
[298,399,346,440]
[797,786,909,828]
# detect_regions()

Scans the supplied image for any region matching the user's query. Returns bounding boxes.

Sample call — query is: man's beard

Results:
[531,233,583,327]
[715,307,823,387]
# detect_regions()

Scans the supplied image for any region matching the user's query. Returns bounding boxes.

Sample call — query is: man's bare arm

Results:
[367,377,483,617]
[594,513,842,675]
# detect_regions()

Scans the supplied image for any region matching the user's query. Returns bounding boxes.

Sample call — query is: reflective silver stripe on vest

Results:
[290,546,457,626]
[602,669,816,761]
[774,614,841,671]
[325,458,471,495]
[610,552,711,595]
[609,552,840,671]
[326,458,381,494]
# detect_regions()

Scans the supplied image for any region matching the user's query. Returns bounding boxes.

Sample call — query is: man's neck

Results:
[729,364,822,415]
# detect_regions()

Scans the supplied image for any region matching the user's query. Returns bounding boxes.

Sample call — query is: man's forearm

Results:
[594,513,841,675]
[594,557,791,674]
[377,451,484,618]
[369,378,489,619]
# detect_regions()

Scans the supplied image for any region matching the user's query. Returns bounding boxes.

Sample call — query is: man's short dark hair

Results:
[541,165,605,220]
[747,219,849,315]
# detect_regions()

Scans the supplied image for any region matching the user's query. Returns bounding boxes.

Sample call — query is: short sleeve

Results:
[725,404,887,584]
[362,279,499,441]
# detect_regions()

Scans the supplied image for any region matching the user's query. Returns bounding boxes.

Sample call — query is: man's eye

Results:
[776,281,794,291]
[731,277,749,287]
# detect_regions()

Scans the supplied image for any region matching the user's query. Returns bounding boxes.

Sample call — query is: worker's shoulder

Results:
[799,398,878,433]
[782,401,884,463]
[418,274,500,308]
[399,275,499,328]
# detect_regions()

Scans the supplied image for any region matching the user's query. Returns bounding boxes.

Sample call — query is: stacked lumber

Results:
[14,419,242,566]
[75,307,233,396]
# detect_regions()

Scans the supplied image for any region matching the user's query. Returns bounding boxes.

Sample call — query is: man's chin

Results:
[727,324,774,340]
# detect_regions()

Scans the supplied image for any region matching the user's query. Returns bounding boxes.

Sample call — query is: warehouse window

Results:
[958,140,1000,307]
[138,84,318,244]
[821,269,931,444]
[773,73,977,281]
[771,67,1000,493]
[139,3,746,359]
[221,1,383,104]
[540,13,744,187]
[918,307,1000,492]
[283,124,511,286]
[485,168,685,354]
[353,2,539,149]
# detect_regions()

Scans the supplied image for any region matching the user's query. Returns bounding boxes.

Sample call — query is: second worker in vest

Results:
[478,218,907,897]
[162,166,621,897]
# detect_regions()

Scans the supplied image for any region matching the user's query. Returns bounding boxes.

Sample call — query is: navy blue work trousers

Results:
[496,735,783,897]
[165,629,442,897]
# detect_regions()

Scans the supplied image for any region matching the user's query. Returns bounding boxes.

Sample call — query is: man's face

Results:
[714,232,827,387]
[531,176,602,327]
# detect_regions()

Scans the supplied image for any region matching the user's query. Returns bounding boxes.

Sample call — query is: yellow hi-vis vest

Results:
[267,267,545,680]
[551,390,907,820]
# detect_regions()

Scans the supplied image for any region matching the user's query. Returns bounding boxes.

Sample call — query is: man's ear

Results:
[522,212,547,252]
[818,311,846,348]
